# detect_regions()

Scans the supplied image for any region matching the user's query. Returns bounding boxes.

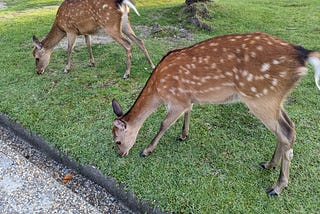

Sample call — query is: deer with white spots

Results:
[32,0,155,79]
[112,32,320,195]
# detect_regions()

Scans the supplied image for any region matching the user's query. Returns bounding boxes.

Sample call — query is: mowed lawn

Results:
[0,0,319,212]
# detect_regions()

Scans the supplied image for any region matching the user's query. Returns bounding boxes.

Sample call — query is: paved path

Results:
[0,141,101,213]
[0,126,133,213]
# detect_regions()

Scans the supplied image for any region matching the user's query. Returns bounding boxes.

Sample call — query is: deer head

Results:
[112,99,140,156]
[32,35,52,74]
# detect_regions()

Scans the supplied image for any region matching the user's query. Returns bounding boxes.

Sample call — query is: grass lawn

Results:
[0,0,319,212]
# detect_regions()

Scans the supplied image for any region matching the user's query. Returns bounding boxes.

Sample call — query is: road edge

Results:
[0,113,164,214]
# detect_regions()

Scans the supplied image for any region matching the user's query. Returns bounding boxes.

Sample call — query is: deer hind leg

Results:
[104,26,132,79]
[84,35,95,67]
[65,33,77,73]
[178,110,191,141]
[122,22,155,70]
[141,103,190,157]
[245,100,295,195]
[260,108,296,170]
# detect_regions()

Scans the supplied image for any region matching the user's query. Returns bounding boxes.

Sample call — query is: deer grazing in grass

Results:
[32,0,155,79]
[112,32,320,195]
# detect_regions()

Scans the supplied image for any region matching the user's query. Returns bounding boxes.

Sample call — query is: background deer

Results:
[112,32,320,195]
[32,0,155,79]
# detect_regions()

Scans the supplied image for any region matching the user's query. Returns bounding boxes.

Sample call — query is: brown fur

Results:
[32,0,154,78]
[112,32,320,195]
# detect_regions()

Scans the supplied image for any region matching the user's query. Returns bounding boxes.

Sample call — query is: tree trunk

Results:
[185,0,210,6]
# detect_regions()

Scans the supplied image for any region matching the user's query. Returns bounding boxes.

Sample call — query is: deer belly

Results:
[190,88,240,104]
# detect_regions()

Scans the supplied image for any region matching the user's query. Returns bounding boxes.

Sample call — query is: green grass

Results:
[1,0,320,212]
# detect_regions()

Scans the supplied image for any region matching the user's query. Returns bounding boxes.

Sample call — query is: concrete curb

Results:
[0,114,164,214]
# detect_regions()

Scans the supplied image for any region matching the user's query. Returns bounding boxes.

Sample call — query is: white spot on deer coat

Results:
[210,42,219,46]
[242,70,248,77]
[244,54,250,62]
[263,88,268,95]
[250,52,257,58]
[260,63,270,72]
[227,54,235,60]
[251,87,257,92]
[222,82,235,87]
[169,88,176,95]
[272,59,280,65]
[263,73,270,79]
[225,72,233,76]
[256,46,263,51]
[272,78,278,86]
[279,71,287,77]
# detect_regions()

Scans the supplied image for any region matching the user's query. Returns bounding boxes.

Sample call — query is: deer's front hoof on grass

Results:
[259,162,276,170]
[122,74,129,79]
[267,188,280,196]
[177,135,188,141]
[140,151,147,157]
[88,62,95,67]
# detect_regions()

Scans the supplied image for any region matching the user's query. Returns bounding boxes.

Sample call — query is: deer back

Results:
[55,0,123,35]
[150,32,311,105]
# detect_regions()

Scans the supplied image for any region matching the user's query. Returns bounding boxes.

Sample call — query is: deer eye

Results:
[35,58,39,65]
[116,141,121,145]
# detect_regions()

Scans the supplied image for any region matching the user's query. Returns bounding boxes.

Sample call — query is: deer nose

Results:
[118,150,129,157]
[36,68,44,74]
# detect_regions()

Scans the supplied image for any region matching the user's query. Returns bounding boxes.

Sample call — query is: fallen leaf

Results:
[61,173,73,184]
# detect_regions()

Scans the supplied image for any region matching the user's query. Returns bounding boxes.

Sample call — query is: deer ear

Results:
[114,119,126,130]
[112,99,123,117]
[33,35,42,50]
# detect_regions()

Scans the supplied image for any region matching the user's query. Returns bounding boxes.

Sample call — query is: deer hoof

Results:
[88,62,95,67]
[177,135,188,141]
[259,162,268,169]
[259,162,276,170]
[266,188,279,196]
[140,152,147,157]
[122,74,129,79]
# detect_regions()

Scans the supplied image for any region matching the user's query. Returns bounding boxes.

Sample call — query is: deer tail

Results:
[122,0,140,16]
[308,52,320,90]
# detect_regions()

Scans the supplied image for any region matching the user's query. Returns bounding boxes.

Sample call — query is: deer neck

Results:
[42,22,66,50]
[123,79,161,130]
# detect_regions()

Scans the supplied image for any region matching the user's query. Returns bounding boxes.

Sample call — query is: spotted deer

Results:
[112,32,320,195]
[32,0,155,79]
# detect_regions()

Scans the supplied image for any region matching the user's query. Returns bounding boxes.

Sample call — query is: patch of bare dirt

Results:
[56,25,194,50]
[0,2,7,9]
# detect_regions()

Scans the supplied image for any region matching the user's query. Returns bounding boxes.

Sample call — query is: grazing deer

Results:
[32,0,155,79]
[112,32,320,195]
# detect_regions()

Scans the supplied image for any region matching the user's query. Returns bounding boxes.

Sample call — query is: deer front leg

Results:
[65,33,77,73]
[141,106,188,157]
[85,35,95,67]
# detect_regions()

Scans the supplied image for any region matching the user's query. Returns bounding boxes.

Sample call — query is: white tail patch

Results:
[308,56,320,90]
[123,0,140,16]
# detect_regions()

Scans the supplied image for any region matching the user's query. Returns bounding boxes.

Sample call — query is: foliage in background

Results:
[0,0,319,212]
